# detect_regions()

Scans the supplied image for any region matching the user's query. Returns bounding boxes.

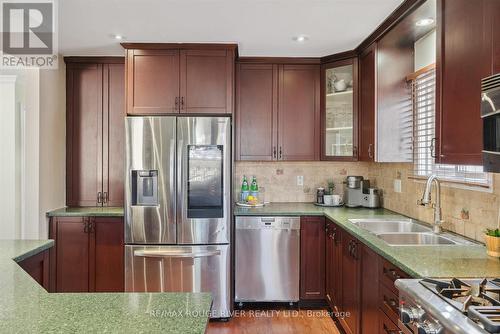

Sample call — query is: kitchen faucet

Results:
[418,174,443,234]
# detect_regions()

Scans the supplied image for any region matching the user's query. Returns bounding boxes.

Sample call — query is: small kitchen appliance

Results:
[397,277,500,333]
[344,176,380,208]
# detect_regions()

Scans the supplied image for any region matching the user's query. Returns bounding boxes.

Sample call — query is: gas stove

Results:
[396,278,500,334]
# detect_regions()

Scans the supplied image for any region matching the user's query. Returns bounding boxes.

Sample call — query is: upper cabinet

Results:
[436,0,498,165]
[123,44,236,115]
[359,44,377,162]
[236,61,320,161]
[65,57,125,207]
[321,58,358,161]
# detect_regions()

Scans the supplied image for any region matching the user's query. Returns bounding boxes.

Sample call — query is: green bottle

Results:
[241,176,249,191]
[250,176,258,192]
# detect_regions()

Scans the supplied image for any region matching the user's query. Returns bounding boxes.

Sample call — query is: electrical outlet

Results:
[394,179,402,193]
[297,175,304,186]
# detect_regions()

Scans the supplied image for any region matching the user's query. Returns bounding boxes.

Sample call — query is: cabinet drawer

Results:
[379,309,400,334]
[379,259,409,293]
[379,283,399,325]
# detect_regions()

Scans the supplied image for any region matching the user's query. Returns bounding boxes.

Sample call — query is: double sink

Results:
[349,219,470,246]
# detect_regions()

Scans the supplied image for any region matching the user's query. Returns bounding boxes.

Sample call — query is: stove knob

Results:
[416,321,443,334]
[400,306,423,324]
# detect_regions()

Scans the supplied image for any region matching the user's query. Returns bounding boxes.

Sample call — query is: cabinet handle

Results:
[103,192,108,204]
[180,97,184,110]
[368,144,373,159]
[83,218,89,233]
[88,219,95,233]
[175,97,179,110]
[273,147,277,159]
[353,146,358,157]
[279,146,282,160]
[97,192,103,204]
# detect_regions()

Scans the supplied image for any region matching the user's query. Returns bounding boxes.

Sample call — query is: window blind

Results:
[409,66,490,187]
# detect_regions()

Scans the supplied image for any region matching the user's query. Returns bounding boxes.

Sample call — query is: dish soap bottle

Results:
[241,176,250,202]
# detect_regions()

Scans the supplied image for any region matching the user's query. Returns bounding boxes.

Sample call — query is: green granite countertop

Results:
[0,240,211,333]
[47,207,124,217]
[234,203,500,279]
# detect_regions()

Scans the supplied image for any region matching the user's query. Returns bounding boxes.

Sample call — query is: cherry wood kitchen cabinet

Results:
[325,219,342,311]
[18,249,50,291]
[49,216,124,292]
[360,244,379,332]
[358,44,376,162]
[65,57,125,207]
[340,232,361,334]
[300,216,325,300]
[278,65,320,161]
[236,63,278,160]
[236,61,320,161]
[123,44,236,115]
[321,58,358,161]
[435,0,494,165]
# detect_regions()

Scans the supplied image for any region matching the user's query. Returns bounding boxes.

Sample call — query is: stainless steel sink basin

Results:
[376,233,457,245]
[349,219,431,234]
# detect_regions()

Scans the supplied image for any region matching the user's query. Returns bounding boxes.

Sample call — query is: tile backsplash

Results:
[234,161,373,203]
[235,161,500,242]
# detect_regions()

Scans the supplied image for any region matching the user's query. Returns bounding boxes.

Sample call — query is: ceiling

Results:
[59,0,405,57]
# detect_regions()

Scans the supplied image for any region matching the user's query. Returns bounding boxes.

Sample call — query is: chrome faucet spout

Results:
[419,174,443,234]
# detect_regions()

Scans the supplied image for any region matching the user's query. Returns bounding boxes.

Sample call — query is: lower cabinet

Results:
[300,216,325,300]
[49,216,124,292]
[18,249,50,290]
[340,232,361,334]
[325,219,410,334]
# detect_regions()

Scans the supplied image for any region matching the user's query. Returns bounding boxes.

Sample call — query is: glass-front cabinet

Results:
[321,58,358,160]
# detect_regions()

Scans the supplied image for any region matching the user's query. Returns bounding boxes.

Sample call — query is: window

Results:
[409,65,491,187]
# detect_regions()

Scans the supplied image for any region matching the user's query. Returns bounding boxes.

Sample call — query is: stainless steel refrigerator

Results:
[124,116,231,318]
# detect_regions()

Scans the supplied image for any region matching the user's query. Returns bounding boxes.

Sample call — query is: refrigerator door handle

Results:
[133,249,221,258]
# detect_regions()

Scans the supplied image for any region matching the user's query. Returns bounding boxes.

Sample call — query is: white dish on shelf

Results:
[235,202,266,208]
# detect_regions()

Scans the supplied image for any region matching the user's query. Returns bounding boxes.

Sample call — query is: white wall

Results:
[39,58,66,239]
[0,76,19,239]
[415,29,436,71]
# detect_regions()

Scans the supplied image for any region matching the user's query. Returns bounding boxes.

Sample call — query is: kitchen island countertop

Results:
[46,207,124,217]
[234,202,500,279]
[0,240,211,333]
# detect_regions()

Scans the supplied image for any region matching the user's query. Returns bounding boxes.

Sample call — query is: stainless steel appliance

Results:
[344,176,380,208]
[235,216,300,303]
[396,277,500,334]
[124,116,232,318]
[482,73,500,172]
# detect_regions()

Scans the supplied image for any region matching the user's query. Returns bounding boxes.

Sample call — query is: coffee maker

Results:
[344,176,381,208]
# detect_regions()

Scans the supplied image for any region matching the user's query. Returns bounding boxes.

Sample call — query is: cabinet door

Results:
[126,49,180,115]
[436,0,490,164]
[236,63,278,160]
[340,233,361,334]
[488,0,500,74]
[300,216,325,300]
[56,217,90,292]
[92,217,124,292]
[321,59,358,161]
[18,250,49,291]
[326,220,342,311]
[359,46,376,162]
[180,49,234,114]
[66,64,103,206]
[278,65,320,161]
[103,64,125,206]
[360,244,379,333]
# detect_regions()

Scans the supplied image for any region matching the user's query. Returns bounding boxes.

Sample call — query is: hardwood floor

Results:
[206,309,341,334]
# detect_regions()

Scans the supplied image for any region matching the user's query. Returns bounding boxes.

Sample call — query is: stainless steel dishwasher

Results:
[235,216,300,304]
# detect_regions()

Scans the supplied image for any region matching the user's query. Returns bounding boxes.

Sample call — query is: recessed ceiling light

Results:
[416,18,435,27]
[292,35,309,43]
[113,34,124,40]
